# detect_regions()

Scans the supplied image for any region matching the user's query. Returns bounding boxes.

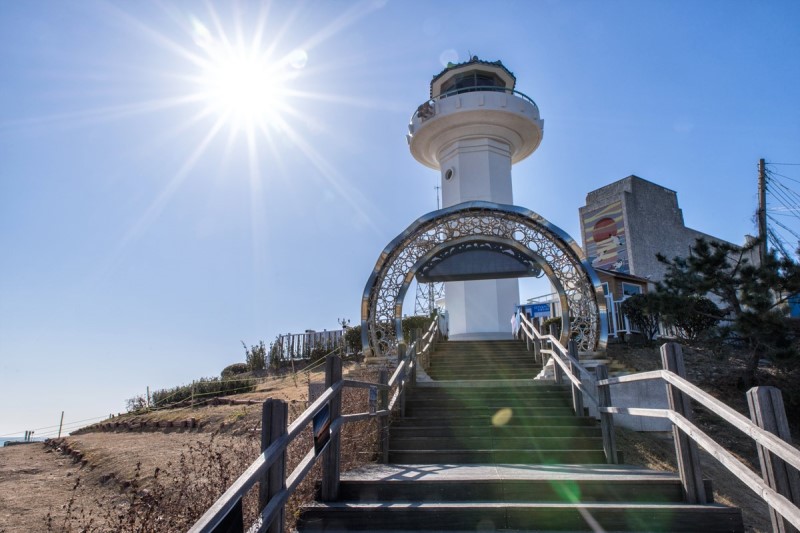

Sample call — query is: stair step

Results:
[336,477,711,503]
[392,416,597,427]
[389,436,604,450]
[389,425,602,439]
[405,398,572,409]
[404,407,576,418]
[298,501,743,532]
[388,449,607,464]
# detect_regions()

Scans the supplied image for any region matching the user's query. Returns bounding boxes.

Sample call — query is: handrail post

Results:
[397,343,407,417]
[552,340,563,385]
[747,386,800,533]
[595,365,618,464]
[378,368,389,463]
[532,338,541,365]
[321,354,342,501]
[260,399,287,533]
[568,340,584,416]
[410,345,417,387]
[661,342,706,504]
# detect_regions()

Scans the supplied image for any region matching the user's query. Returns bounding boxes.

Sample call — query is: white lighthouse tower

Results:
[407,57,544,338]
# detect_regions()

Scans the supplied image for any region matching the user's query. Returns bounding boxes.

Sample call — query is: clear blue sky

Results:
[2,1,799,438]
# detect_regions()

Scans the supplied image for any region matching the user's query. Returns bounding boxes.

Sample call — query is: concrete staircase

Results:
[426,339,541,381]
[297,340,744,532]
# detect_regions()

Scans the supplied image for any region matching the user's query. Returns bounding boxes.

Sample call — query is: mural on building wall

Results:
[583,200,630,273]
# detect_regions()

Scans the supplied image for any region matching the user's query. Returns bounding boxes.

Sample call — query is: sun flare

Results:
[192,19,302,133]
[201,52,293,131]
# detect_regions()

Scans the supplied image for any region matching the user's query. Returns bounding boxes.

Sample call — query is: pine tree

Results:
[656,238,800,386]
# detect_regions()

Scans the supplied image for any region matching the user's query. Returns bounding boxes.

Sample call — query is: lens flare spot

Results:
[492,407,513,427]
[439,48,459,67]
[289,49,308,69]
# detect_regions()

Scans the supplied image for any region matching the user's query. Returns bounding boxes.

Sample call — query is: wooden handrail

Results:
[342,379,390,391]
[192,316,443,532]
[519,316,800,526]
[189,382,343,532]
[667,410,800,530]
[592,344,800,529]
[541,348,599,406]
[600,368,800,473]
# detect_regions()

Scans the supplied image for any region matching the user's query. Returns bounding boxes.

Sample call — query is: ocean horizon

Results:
[1,437,44,447]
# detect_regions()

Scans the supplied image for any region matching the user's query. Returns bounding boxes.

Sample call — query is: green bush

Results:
[661,295,723,341]
[344,324,362,354]
[402,315,433,341]
[221,362,249,379]
[243,340,267,371]
[151,376,256,408]
[541,317,562,337]
[620,293,662,341]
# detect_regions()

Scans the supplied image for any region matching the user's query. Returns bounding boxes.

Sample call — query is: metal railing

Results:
[190,317,440,533]
[518,314,800,532]
[411,86,539,123]
[519,314,617,464]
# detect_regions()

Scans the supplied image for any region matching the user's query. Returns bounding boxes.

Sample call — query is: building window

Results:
[621,282,642,296]
[601,282,610,296]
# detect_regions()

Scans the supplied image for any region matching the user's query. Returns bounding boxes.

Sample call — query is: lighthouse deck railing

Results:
[412,86,539,122]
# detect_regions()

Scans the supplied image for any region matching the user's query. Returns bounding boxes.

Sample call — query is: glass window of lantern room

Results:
[441,71,505,94]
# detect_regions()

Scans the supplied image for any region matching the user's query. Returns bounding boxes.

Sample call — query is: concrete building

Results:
[579,175,753,284]
[407,57,544,338]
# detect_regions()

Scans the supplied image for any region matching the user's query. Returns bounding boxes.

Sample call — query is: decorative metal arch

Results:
[361,201,607,355]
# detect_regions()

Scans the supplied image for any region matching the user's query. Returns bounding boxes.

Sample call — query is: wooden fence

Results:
[519,314,800,532]
[189,318,442,533]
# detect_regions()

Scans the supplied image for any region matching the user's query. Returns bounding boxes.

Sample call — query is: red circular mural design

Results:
[592,218,617,242]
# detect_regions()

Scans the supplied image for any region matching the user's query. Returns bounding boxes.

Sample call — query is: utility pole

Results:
[758,158,767,265]
[57,411,64,438]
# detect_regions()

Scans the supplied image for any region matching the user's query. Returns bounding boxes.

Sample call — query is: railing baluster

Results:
[321,355,342,501]
[661,342,706,504]
[747,386,800,533]
[595,365,618,465]
[379,367,389,463]
[260,399,287,533]
[567,340,584,416]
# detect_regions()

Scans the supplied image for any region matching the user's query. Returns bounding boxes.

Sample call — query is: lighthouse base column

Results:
[445,278,519,340]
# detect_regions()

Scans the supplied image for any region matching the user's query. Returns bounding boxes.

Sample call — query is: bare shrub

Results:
[45,366,381,532]
[45,435,260,532]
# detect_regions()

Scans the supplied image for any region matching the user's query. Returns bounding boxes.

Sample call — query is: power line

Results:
[768,169,800,186]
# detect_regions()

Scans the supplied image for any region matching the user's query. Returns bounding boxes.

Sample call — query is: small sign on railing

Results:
[312,403,331,455]
[369,386,377,414]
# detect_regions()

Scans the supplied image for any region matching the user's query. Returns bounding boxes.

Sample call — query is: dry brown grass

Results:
[36,367,380,532]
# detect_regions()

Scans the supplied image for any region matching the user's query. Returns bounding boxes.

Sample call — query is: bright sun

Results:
[202,51,287,128]
[192,19,304,132]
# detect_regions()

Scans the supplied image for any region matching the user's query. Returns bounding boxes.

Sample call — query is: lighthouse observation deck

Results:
[407,86,544,170]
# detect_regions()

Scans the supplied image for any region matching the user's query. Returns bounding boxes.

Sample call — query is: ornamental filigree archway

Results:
[361,201,607,355]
